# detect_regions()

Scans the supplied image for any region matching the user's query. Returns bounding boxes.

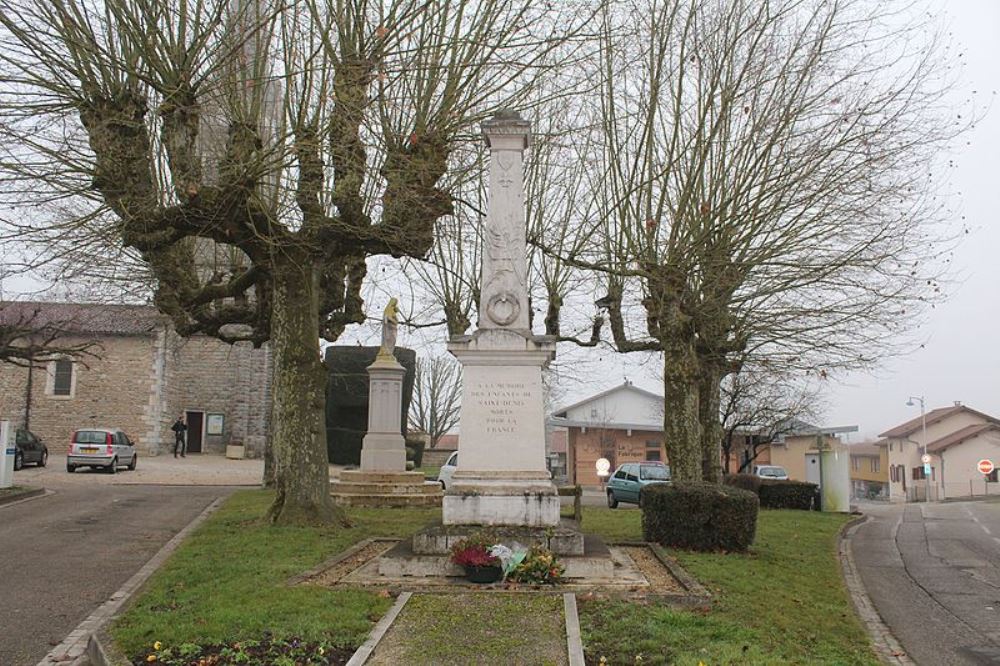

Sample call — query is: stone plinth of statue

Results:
[330,299,441,507]
[359,354,407,471]
[442,112,560,527]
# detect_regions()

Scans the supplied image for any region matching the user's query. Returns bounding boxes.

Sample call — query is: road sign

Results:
[921,454,931,464]
[978,459,994,475]
[923,463,931,476]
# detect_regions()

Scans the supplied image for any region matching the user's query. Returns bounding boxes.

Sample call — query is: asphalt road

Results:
[851,500,1000,665]
[0,483,228,666]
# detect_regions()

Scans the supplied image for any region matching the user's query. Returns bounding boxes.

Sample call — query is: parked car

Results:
[437,451,458,490]
[753,464,789,480]
[14,428,48,470]
[606,461,671,508]
[67,428,137,473]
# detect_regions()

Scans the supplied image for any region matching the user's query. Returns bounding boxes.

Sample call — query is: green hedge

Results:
[723,473,762,494]
[641,482,759,552]
[758,480,817,510]
[405,438,426,468]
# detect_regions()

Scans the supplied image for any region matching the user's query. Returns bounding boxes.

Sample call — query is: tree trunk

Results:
[698,367,723,483]
[661,338,702,482]
[262,438,275,488]
[266,251,347,526]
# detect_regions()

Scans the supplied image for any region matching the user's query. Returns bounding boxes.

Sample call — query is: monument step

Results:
[330,481,443,496]
[377,535,614,579]
[338,470,428,484]
[412,519,586,556]
[331,492,442,508]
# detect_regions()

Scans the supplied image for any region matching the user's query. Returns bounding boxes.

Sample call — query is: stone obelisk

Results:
[443,111,559,527]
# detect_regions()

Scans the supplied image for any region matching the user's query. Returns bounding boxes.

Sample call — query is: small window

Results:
[852,457,861,471]
[870,458,880,473]
[988,470,998,483]
[912,466,926,481]
[52,359,74,396]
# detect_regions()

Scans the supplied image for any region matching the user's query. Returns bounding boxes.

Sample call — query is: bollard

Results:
[0,420,14,488]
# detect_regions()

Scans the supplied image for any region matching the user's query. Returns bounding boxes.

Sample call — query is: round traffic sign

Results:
[978,459,994,475]
[921,454,931,464]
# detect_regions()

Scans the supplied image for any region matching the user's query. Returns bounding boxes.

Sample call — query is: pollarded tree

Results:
[0,0,599,523]
[544,0,962,482]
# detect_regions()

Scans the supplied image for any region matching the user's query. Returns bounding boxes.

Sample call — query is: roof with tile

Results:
[0,301,163,337]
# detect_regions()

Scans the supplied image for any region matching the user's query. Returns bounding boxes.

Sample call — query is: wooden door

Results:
[186,411,204,453]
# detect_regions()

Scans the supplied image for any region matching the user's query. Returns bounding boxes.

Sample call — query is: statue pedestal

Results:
[359,354,406,471]
[443,328,560,527]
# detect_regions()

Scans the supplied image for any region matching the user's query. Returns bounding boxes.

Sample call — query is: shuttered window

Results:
[53,359,73,396]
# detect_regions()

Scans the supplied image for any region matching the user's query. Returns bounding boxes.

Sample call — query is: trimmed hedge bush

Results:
[723,473,762,495]
[758,479,817,510]
[641,482,759,552]
[404,438,426,468]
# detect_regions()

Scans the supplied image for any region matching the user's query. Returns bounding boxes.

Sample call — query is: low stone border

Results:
[563,593,585,666]
[286,537,397,586]
[613,541,712,604]
[345,591,413,666]
[0,485,46,506]
[839,514,914,666]
[38,495,227,666]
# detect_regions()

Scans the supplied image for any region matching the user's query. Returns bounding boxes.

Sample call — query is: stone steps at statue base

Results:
[330,491,442,508]
[330,480,443,496]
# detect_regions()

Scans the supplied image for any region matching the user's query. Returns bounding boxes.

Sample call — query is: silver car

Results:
[67,428,138,473]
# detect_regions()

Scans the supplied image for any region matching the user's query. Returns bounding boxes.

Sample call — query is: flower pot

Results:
[465,565,503,584]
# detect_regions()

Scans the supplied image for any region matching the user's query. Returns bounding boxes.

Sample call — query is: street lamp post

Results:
[907,396,929,502]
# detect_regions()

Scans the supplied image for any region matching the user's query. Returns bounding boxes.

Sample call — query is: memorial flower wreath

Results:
[450,531,564,585]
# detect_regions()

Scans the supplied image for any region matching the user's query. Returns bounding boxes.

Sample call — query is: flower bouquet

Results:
[450,532,504,583]
[507,546,565,585]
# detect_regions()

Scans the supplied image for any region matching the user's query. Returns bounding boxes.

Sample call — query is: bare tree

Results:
[0,0,600,523]
[408,355,461,449]
[537,0,963,482]
[719,369,822,474]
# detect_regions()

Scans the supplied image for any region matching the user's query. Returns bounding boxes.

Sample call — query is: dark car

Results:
[14,428,48,470]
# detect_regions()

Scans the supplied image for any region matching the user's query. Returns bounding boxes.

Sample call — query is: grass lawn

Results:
[416,465,441,479]
[369,593,566,665]
[113,491,875,666]
[111,490,437,659]
[579,507,878,665]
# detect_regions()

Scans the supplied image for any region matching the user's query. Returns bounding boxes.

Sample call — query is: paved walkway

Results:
[0,484,227,666]
[13,452,348,488]
[850,500,1000,665]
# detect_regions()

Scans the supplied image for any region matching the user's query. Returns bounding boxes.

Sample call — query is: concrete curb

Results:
[345,591,413,666]
[563,593,585,666]
[839,514,915,666]
[286,537,398,586]
[0,485,47,506]
[37,495,228,666]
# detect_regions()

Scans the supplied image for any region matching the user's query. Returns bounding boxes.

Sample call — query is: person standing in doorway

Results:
[172,415,187,458]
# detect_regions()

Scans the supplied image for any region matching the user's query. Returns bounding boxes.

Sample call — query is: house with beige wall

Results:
[0,302,271,458]
[767,426,857,484]
[879,403,1000,501]
[848,443,889,500]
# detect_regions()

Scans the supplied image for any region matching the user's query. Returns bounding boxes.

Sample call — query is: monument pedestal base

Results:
[442,485,561,527]
[330,470,442,508]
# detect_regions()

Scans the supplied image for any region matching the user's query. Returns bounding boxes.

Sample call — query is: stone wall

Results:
[0,334,158,451]
[159,332,272,457]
